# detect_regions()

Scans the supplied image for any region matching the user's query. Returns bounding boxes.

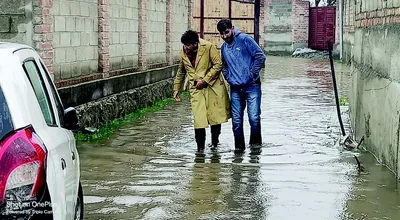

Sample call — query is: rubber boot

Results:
[234,137,246,154]
[195,128,206,155]
[210,124,221,148]
[249,133,262,146]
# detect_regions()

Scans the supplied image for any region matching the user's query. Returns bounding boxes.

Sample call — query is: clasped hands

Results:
[194,79,208,90]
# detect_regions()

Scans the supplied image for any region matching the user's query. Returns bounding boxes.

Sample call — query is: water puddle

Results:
[79,56,400,219]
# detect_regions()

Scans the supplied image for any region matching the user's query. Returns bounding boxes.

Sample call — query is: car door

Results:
[36,57,80,212]
[14,49,75,220]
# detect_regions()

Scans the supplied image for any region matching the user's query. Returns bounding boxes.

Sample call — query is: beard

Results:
[188,49,198,55]
[185,46,198,55]
[223,35,234,44]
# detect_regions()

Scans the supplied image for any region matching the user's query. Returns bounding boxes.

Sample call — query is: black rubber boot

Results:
[195,128,206,155]
[249,133,262,146]
[210,124,221,148]
[234,137,246,154]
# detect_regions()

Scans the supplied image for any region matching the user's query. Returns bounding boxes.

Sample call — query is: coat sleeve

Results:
[221,45,229,80]
[173,58,186,91]
[203,44,222,86]
[245,35,266,78]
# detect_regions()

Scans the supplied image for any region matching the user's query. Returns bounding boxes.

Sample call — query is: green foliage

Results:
[339,97,349,106]
[75,92,189,142]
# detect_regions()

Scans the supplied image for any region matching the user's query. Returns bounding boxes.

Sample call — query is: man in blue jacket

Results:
[217,19,266,153]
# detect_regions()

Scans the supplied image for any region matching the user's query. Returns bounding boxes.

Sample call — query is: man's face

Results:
[183,43,198,54]
[219,27,234,44]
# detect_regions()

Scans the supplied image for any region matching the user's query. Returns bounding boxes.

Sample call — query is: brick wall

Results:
[347,1,400,72]
[138,0,147,70]
[98,0,110,76]
[52,0,99,81]
[342,0,400,63]
[343,0,355,32]
[335,3,339,45]
[292,0,310,47]
[34,0,55,75]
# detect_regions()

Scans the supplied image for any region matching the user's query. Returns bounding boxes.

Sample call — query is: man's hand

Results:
[173,90,181,102]
[195,79,207,90]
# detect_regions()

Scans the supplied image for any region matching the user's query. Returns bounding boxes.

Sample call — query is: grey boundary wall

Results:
[60,65,177,128]
[343,0,400,179]
[1,0,190,129]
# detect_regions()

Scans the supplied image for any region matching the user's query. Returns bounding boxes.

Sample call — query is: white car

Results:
[0,43,83,220]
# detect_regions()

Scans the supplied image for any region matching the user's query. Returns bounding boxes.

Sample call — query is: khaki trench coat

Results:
[174,39,231,129]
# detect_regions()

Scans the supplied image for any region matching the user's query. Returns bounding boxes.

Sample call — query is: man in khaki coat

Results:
[173,30,231,154]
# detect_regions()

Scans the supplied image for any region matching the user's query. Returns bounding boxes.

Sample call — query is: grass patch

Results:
[339,97,349,106]
[75,91,190,142]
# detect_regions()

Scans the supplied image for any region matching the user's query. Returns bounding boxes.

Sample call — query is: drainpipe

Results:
[339,0,343,60]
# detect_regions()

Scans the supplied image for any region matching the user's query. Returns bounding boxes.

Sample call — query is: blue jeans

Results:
[230,83,262,149]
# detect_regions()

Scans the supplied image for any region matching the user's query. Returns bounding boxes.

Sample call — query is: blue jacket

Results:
[221,27,266,87]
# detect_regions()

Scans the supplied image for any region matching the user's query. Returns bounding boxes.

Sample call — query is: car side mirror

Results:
[64,107,79,130]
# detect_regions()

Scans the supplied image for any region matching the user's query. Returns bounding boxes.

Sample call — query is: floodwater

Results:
[78,56,400,220]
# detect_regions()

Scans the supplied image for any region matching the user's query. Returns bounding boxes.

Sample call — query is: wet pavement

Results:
[78,56,400,220]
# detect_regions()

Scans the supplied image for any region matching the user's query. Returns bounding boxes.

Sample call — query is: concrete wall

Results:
[264,0,310,55]
[171,0,189,61]
[53,0,99,81]
[344,0,400,178]
[62,65,177,128]
[76,78,174,128]
[109,0,139,70]
[0,0,33,46]
[146,0,167,65]
[1,0,190,88]
[264,0,293,54]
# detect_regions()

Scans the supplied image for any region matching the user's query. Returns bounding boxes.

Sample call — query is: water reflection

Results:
[186,163,224,219]
[341,153,400,219]
[225,164,267,219]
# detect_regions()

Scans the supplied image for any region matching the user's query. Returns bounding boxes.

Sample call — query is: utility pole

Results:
[254,0,260,45]
[200,0,204,38]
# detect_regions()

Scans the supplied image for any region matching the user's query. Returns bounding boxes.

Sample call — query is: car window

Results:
[0,85,14,141]
[39,61,64,127]
[23,60,56,126]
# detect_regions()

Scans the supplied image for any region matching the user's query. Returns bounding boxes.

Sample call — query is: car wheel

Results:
[74,182,84,220]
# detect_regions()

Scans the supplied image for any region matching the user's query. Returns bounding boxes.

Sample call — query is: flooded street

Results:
[78,56,400,220]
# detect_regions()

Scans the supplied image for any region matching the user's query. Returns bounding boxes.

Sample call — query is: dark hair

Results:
[181,30,199,45]
[217,19,233,33]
